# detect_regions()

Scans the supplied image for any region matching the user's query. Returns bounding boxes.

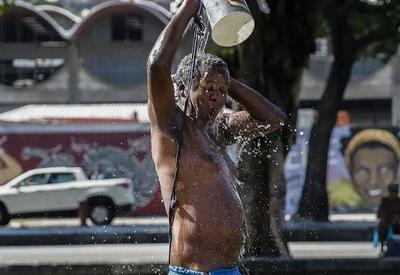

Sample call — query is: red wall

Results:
[0,124,165,216]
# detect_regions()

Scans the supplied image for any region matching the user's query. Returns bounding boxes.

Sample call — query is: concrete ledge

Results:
[1,258,400,275]
[284,221,376,242]
[0,225,169,246]
[0,221,376,246]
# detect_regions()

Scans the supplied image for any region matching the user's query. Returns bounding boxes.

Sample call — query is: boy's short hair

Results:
[172,53,229,109]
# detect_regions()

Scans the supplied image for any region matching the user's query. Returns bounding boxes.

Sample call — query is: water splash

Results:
[195,9,210,54]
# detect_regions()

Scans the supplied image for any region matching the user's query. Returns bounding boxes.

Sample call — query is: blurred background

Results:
[1,0,400,274]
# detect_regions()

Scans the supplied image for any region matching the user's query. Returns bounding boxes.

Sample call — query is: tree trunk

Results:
[236,3,285,256]
[237,136,286,257]
[297,6,356,221]
[236,0,318,257]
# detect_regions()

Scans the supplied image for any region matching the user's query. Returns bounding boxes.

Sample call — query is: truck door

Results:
[44,173,77,211]
[11,173,51,214]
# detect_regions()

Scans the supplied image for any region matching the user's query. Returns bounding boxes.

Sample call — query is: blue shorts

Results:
[168,265,241,275]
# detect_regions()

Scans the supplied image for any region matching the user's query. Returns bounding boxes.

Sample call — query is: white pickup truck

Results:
[0,167,134,226]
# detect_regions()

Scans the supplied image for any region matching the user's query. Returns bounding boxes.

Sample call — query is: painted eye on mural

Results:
[354,167,370,179]
[379,165,390,173]
[378,165,394,178]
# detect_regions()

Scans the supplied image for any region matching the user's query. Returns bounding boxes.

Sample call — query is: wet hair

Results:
[172,53,229,109]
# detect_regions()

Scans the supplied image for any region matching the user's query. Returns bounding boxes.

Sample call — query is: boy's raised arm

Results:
[219,78,287,145]
[147,0,199,130]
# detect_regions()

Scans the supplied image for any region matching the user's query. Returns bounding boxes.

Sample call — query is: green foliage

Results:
[0,0,61,14]
[351,0,400,61]
[315,13,330,37]
[215,47,239,77]
[0,0,14,15]
[321,0,400,64]
[28,0,60,5]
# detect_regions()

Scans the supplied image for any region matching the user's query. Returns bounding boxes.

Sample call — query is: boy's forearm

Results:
[228,78,287,125]
[147,0,198,70]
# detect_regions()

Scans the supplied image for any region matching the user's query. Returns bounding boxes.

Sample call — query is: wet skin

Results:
[351,147,398,206]
[154,109,245,269]
[154,71,244,270]
[147,0,287,271]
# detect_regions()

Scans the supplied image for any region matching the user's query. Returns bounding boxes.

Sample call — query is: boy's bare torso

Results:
[151,110,245,271]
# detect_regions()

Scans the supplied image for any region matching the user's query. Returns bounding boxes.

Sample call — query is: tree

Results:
[235,0,321,257]
[0,0,14,14]
[26,0,60,5]
[0,0,60,9]
[297,0,400,221]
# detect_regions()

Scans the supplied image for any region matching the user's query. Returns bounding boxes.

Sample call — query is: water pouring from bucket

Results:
[171,0,255,47]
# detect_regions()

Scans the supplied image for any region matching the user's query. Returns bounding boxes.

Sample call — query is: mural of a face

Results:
[350,144,398,206]
[345,129,400,208]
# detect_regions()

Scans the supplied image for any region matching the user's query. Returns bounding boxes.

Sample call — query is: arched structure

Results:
[37,5,80,30]
[0,0,192,111]
[0,1,67,91]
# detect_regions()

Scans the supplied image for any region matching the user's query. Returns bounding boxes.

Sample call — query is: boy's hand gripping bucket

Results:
[202,0,254,47]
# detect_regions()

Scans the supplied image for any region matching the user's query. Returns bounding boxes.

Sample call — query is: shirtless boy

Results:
[147,0,287,274]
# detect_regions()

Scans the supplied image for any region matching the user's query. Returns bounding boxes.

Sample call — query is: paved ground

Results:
[7,217,169,228]
[0,215,379,266]
[0,242,380,265]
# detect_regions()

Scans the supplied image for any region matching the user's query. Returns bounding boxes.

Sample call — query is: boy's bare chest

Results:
[179,129,237,180]
[151,123,235,183]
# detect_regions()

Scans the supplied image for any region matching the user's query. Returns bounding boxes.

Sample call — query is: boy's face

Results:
[351,146,398,205]
[190,67,229,123]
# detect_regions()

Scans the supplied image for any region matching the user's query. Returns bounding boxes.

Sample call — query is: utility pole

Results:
[392,47,400,126]
[67,41,80,103]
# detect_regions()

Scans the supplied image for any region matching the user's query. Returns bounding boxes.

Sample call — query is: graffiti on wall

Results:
[19,137,158,211]
[0,130,162,215]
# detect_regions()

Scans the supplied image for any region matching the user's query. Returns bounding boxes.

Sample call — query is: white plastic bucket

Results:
[202,0,255,47]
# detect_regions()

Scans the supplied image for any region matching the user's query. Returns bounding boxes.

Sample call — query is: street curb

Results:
[0,221,376,246]
[285,221,376,242]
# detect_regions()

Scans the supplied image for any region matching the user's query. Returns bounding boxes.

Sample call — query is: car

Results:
[0,167,134,226]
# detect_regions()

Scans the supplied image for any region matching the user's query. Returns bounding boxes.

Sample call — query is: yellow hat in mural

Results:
[345,129,400,168]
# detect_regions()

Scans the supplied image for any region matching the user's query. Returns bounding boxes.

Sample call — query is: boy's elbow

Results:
[147,55,168,74]
[147,59,162,74]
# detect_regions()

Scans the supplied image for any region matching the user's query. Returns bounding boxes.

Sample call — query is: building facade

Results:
[0,0,189,112]
[1,0,399,128]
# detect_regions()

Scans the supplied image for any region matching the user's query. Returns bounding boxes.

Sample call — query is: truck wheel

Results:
[88,200,115,226]
[0,205,10,226]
